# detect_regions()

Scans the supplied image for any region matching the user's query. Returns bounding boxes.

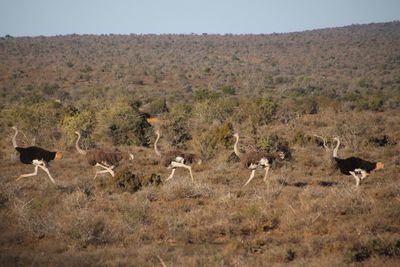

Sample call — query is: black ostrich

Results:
[12,126,63,184]
[154,130,200,181]
[332,137,384,187]
[75,131,134,179]
[233,133,286,186]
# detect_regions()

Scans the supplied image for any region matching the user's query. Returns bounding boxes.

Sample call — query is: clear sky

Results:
[0,0,399,36]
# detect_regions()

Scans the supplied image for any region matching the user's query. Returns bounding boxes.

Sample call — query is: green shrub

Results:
[145,97,169,115]
[256,134,291,158]
[349,238,400,262]
[343,93,385,111]
[193,97,238,123]
[112,167,161,194]
[234,97,277,126]
[367,135,395,147]
[132,80,144,85]
[80,65,93,73]
[42,83,60,96]
[194,89,221,101]
[59,109,96,139]
[161,103,192,148]
[291,131,312,146]
[124,205,150,227]
[291,96,319,114]
[95,102,152,146]
[113,168,143,193]
[1,96,64,146]
[193,122,234,160]
[220,86,236,95]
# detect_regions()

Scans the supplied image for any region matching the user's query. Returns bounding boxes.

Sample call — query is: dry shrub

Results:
[335,113,369,151]
[162,180,213,201]
[65,215,114,248]
[123,203,152,230]
[11,189,61,238]
[60,186,91,214]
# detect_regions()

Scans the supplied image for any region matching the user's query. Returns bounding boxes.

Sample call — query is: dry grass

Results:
[1,109,399,266]
[0,136,399,267]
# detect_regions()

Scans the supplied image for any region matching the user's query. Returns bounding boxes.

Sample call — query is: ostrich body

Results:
[233,133,284,186]
[12,126,63,184]
[332,137,384,187]
[154,130,197,181]
[75,131,133,179]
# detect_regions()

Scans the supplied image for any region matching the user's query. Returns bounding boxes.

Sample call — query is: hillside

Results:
[0,22,399,266]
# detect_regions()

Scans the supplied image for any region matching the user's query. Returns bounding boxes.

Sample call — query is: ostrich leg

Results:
[16,165,39,181]
[244,169,256,186]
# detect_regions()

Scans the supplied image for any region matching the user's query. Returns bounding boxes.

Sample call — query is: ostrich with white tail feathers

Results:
[233,133,286,186]
[153,130,201,182]
[75,131,134,179]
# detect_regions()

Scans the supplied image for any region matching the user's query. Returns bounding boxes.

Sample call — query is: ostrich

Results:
[233,133,285,186]
[75,131,134,179]
[154,130,199,181]
[12,126,63,184]
[332,137,384,187]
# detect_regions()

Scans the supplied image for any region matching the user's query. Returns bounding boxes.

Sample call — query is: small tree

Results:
[192,122,234,160]
[256,134,291,159]
[234,97,277,126]
[59,108,97,149]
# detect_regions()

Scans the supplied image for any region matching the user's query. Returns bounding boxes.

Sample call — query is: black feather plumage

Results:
[334,156,377,175]
[15,146,57,164]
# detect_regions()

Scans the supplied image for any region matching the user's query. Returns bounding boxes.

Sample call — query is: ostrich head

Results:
[376,162,384,170]
[233,133,239,138]
[55,152,63,160]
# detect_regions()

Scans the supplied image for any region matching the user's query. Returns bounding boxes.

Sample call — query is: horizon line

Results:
[2,20,399,39]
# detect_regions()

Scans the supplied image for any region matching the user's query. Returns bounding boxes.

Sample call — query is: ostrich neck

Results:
[154,133,161,156]
[333,139,340,158]
[234,135,241,158]
[12,128,18,148]
[75,133,87,155]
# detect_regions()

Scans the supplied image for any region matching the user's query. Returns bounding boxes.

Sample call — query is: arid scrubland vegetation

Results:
[0,22,399,266]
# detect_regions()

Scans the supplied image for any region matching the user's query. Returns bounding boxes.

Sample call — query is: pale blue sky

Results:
[0,0,399,36]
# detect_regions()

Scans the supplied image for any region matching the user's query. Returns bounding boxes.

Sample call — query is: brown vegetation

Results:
[0,22,399,266]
